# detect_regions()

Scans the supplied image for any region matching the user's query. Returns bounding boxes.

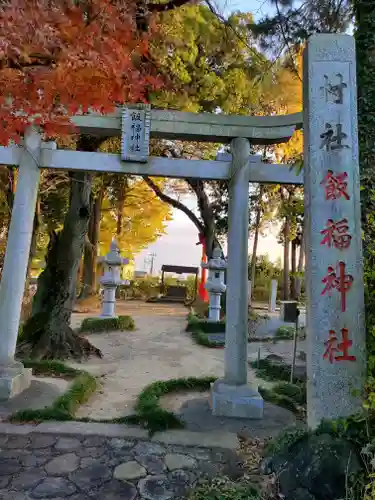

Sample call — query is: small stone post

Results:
[211,138,263,419]
[304,34,366,428]
[202,247,227,322]
[269,279,277,312]
[99,240,129,318]
[0,127,42,399]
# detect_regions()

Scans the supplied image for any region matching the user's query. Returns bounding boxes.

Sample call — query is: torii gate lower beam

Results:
[0,145,303,184]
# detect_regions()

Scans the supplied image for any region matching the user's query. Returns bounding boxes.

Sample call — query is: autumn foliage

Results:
[0,0,161,144]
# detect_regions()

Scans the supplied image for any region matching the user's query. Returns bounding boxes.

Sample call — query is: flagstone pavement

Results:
[0,424,240,500]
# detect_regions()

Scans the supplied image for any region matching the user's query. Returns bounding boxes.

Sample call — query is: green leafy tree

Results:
[144,4,274,257]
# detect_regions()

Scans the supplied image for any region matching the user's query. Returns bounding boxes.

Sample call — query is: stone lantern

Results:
[202,247,227,322]
[98,240,129,318]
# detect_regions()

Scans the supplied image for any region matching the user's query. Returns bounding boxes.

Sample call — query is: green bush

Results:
[275,326,306,340]
[80,315,135,333]
[276,326,295,339]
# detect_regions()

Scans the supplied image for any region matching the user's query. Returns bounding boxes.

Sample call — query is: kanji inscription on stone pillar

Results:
[303,35,366,429]
[121,104,151,163]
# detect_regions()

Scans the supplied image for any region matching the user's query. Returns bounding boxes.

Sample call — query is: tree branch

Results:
[143,176,205,233]
[147,0,193,12]
[187,178,219,256]
[274,0,302,82]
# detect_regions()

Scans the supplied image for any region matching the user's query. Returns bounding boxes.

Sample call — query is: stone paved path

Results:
[0,424,239,500]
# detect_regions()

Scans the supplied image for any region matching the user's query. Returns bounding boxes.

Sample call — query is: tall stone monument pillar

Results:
[304,34,366,428]
[211,137,263,419]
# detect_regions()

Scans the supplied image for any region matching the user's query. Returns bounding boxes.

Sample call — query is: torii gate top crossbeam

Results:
[0,144,303,184]
[0,107,303,185]
[72,108,303,145]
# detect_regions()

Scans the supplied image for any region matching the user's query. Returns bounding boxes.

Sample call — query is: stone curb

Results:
[0,421,238,451]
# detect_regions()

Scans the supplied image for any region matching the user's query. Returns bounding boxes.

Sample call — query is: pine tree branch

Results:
[274,0,302,82]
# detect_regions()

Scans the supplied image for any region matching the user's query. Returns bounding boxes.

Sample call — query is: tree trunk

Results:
[20,136,103,360]
[187,179,218,258]
[354,0,375,357]
[23,199,41,300]
[250,205,261,292]
[80,184,104,298]
[116,179,128,237]
[295,227,304,299]
[27,199,40,278]
[291,238,297,299]
[283,218,290,300]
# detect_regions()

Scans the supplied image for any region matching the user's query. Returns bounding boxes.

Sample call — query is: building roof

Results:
[161,265,199,275]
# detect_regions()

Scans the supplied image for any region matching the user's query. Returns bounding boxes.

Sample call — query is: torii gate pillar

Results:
[211,138,263,418]
[0,127,42,399]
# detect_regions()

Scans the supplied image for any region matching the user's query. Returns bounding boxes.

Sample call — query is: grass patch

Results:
[9,360,97,423]
[186,313,225,348]
[191,329,224,348]
[250,358,306,414]
[188,479,260,500]
[259,386,297,413]
[264,427,308,456]
[186,313,226,333]
[248,336,278,343]
[250,357,293,382]
[259,386,301,414]
[23,359,80,378]
[125,376,217,434]
[275,325,306,340]
[272,381,306,405]
[80,315,135,333]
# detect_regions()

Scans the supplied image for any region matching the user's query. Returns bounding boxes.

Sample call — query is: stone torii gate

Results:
[0,34,366,429]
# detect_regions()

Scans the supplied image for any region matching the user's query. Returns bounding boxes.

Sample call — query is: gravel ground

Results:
[69,301,300,441]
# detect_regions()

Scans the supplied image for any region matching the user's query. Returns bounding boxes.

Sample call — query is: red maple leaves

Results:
[0,0,162,143]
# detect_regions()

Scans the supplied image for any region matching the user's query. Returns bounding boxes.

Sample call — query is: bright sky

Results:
[135,0,281,275]
[217,0,275,19]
